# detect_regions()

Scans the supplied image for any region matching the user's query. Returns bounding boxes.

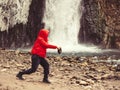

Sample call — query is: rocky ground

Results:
[0,49,120,90]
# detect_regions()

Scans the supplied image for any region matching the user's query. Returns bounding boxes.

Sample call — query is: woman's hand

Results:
[57,47,62,54]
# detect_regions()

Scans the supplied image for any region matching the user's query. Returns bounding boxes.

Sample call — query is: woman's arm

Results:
[40,38,58,49]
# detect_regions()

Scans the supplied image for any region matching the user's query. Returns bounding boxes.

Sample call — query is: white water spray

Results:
[43,0,101,53]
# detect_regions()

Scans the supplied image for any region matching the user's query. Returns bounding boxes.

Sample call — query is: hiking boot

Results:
[16,72,24,80]
[43,79,51,84]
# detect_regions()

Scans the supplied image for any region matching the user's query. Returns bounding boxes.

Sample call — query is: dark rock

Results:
[78,0,120,49]
[116,64,120,71]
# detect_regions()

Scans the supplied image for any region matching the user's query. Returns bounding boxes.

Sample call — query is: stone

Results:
[79,80,88,86]
[1,69,7,72]
[85,79,95,84]
[116,64,120,71]
[16,64,24,67]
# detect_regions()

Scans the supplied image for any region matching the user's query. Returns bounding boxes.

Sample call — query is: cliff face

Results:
[99,0,120,49]
[0,0,45,48]
[79,0,120,49]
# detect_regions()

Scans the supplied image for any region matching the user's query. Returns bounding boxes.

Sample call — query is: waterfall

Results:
[43,0,101,53]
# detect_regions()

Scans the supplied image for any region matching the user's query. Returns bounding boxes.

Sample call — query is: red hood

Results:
[38,29,49,41]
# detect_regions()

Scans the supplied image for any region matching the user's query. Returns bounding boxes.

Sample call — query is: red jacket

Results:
[31,29,57,58]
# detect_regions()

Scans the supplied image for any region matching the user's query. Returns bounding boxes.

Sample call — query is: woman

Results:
[16,23,61,83]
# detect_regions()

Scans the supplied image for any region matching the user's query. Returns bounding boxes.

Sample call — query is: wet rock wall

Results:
[79,0,120,49]
[0,0,45,48]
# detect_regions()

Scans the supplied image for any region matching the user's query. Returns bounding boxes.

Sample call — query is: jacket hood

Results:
[38,29,49,41]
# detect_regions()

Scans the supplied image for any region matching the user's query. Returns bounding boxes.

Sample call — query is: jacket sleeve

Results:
[39,38,57,49]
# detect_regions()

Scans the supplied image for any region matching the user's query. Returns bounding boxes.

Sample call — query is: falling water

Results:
[43,0,101,53]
